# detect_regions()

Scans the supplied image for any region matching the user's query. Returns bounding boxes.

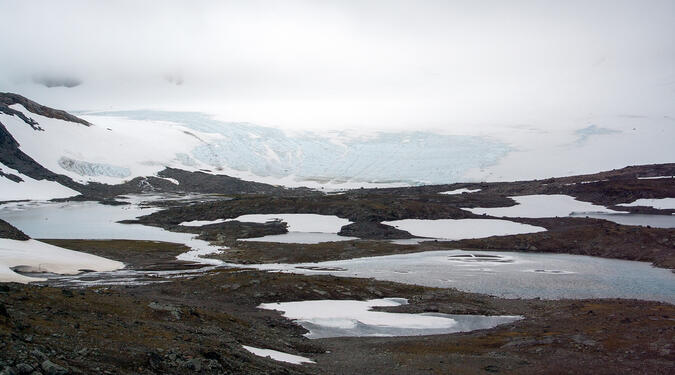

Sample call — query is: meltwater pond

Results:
[252,250,675,303]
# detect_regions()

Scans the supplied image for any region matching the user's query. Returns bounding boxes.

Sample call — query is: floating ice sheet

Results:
[382,219,546,239]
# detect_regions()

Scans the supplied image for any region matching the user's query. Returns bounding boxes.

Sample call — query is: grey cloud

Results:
[0,0,673,130]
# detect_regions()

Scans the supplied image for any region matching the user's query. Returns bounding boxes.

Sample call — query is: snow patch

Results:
[637,176,674,180]
[259,298,521,339]
[0,162,79,202]
[242,346,315,365]
[0,238,124,283]
[439,188,482,195]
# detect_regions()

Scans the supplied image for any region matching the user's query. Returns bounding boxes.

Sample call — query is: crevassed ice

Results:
[95,111,510,185]
[58,156,131,178]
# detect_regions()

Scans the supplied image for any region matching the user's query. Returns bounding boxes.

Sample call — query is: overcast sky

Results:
[1,0,674,130]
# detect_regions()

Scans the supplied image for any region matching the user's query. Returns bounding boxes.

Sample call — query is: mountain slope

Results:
[0,93,286,201]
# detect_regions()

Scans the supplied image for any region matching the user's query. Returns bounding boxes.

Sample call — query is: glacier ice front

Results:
[90,110,510,186]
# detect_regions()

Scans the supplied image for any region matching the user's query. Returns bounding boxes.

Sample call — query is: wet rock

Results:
[41,360,68,375]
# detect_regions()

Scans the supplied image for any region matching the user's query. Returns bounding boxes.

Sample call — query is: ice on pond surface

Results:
[232,213,357,243]
[226,214,352,232]
[617,198,675,210]
[241,232,358,244]
[569,212,675,228]
[251,250,675,303]
[258,298,521,339]
[439,188,482,195]
[465,194,619,218]
[0,198,225,266]
[382,219,546,240]
[242,346,315,364]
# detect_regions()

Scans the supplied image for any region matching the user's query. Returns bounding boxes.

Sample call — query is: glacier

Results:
[90,110,510,185]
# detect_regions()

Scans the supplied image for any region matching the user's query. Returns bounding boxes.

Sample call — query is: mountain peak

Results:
[0,92,90,127]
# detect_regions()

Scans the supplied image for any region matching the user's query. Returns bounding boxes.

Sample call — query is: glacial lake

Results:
[252,251,675,303]
[1,197,673,302]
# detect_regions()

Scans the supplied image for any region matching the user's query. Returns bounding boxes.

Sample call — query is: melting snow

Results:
[439,188,481,195]
[258,298,521,339]
[242,346,315,364]
[0,238,124,283]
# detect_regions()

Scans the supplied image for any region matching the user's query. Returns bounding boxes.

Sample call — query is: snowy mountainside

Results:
[2,92,674,202]
[0,93,284,201]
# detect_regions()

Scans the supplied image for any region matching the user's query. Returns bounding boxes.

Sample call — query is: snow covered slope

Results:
[0,104,219,185]
[0,162,78,201]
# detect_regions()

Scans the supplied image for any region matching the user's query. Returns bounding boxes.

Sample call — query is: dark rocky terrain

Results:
[127,166,674,269]
[0,219,29,241]
[0,238,673,374]
[1,93,674,374]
